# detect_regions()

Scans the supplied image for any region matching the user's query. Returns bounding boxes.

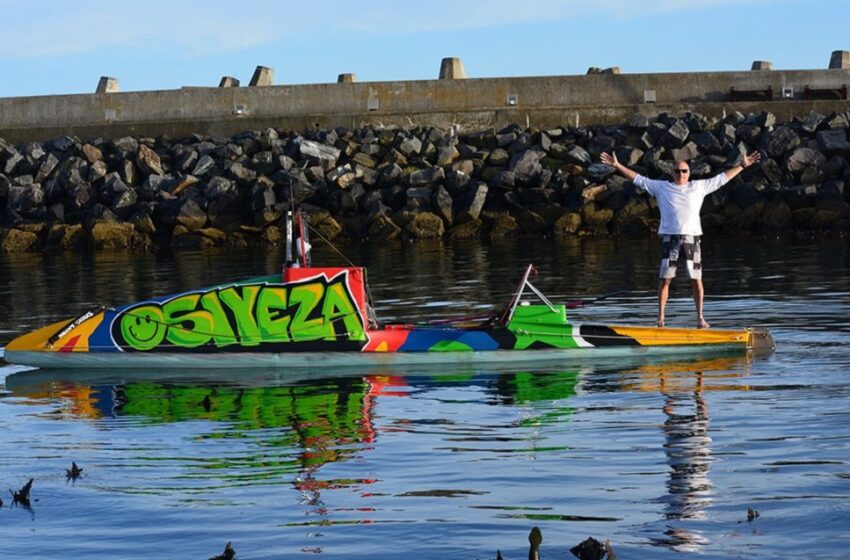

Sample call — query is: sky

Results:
[0,0,848,98]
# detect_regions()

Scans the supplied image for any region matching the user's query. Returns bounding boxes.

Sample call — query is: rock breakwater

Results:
[1,110,849,252]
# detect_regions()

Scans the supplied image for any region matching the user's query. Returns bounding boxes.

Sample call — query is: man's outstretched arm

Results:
[600,152,638,181]
[723,151,762,181]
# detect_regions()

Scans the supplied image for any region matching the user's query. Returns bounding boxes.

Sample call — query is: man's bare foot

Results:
[697,319,710,329]
[657,318,665,328]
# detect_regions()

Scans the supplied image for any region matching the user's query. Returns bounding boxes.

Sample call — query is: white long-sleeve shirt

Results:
[633,174,729,235]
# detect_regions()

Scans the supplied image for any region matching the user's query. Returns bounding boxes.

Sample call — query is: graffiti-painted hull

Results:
[3,267,774,370]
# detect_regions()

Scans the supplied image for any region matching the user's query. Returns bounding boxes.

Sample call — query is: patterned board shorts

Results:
[659,235,702,280]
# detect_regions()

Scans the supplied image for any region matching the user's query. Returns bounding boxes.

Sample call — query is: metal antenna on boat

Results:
[499,264,558,325]
[284,210,294,268]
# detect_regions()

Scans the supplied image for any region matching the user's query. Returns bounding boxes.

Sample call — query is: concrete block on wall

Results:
[219,76,240,87]
[439,58,467,79]
[249,66,274,86]
[751,60,773,70]
[96,77,119,93]
[829,50,850,69]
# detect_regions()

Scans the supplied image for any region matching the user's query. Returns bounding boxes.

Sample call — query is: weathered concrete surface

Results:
[2,69,849,143]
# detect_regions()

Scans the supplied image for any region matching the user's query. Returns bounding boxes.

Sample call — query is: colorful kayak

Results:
[3,213,774,370]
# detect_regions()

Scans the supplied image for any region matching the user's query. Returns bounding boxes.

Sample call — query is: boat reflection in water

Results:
[5,353,754,551]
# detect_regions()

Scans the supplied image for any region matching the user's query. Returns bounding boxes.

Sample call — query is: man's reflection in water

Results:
[660,370,712,551]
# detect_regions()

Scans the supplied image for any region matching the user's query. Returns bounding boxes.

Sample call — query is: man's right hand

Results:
[600,152,618,167]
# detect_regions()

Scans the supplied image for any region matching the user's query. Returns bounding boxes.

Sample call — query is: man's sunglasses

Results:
[674,169,689,174]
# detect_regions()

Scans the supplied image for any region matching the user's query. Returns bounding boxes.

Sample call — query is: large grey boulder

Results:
[816,130,850,154]
[764,126,801,157]
[786,147,826,174]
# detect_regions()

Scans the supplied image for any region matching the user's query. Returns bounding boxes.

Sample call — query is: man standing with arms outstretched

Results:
[600,151,761,328]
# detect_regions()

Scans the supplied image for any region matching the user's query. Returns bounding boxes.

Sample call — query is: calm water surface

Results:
[1,237,849,559]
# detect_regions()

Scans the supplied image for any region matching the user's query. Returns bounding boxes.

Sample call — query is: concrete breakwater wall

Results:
[1,108,849,253]
[1,68,850,143]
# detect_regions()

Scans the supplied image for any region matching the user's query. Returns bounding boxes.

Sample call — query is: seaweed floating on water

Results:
[209,541,235,560]
[528,526,542,560]
[10,478,33,507]
[66,462,83,481]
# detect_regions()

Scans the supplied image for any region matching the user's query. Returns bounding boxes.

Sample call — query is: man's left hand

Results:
[742,151,762,168]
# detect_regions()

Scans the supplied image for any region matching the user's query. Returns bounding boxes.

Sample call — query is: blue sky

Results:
[0,0,848,98]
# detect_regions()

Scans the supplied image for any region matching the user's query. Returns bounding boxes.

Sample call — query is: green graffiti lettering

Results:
[289,282,329,341]
[323,280,365,341]
[219,285,262,346]
[162,294,213,348]
[120,305,167,351]
[115,275,365,351]
[257,286,291,342]
[200,292,238,347]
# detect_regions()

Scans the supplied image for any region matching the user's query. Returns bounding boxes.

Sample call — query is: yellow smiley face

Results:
[119,306,167,351]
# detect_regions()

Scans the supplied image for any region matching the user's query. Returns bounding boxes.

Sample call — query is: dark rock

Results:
[66,183,97,212]
[690,131,722,155]
[659,120,690,148]
[488,148,510,167]
[816,130,850,154]
[569,537,606,560]
[177,150,199,173]
[553,212,581,235]
[352,152,378,169]
[489,213,518,237]
[402,212,444,240]
[299,139,340,169]
[447,218,482,240]
[626,113,650,129]
[671,141,700,162]
[377,163,403,188]
[613,145,644,167]
[409,166,445,188]
[736,124,762,146]
[81,143,103,163]
[111,189,138,219]
[461,128,497,149]
[45,224,86,250]
[34,152,59,184]
[586,163,616,182]
[764,126,801,157]
[432,184,453,225]
[509,150,542,184]
[204,176,237,200]
[561,144,592,165]
[1,229,40,252]
[136,144,164,175]
[518,209,548,235]
[368,214,401,240]
[801,110,824,133]
[192,154,217,177]
[823,112,850,130]
[228,162,257,184]
[3,151,23,175]
[787,147,826,174]
[760,158,784,185]
[52,136,77,152]
[581,204,613,233]
[87,160,108,183]
[729,183,762,208]
[6,184,44,218]
[496,131,517,147]
[757,200,793,231]
[110,136,138,155]
[90,221,149,249]
[457,182,488,223]
[355,164,378,187]
[118,159,139,186]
